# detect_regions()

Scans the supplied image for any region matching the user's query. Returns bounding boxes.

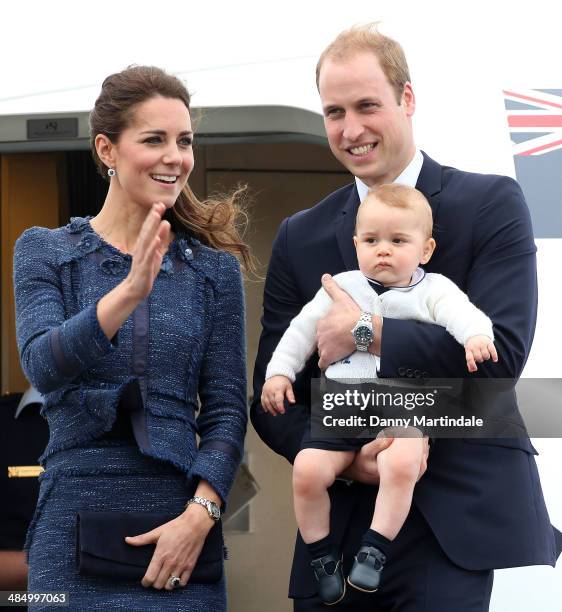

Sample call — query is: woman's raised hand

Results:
[96,203,171,341]
[125,203,171,301]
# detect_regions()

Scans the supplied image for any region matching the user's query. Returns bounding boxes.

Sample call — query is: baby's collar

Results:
[364,267,426,292]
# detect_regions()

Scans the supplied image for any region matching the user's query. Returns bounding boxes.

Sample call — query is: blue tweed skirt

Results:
[26,440,226,611]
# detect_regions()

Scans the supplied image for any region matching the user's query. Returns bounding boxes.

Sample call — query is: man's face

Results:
[318,52,416,187]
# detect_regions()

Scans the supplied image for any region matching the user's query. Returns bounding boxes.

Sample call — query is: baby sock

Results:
[307,534,338,572]
[361,529,392,557]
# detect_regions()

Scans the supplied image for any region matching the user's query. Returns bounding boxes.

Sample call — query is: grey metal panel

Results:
[195,133,327,146]
[0,105,327,153]
[0,139,91,153]
[192,105,325,138]
[0,111,91,146]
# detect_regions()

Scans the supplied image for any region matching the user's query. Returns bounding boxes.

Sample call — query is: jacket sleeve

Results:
[378,177,536,380]
[189,251,248,505]
[250,218,312,464]
[13,227,116,394]
[265,287,331,382]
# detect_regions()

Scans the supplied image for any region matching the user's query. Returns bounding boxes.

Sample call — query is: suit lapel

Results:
[416,151,443,219]
[335,184,360,271]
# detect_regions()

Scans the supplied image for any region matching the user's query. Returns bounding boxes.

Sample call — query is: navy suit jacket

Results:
[251,152,561,597]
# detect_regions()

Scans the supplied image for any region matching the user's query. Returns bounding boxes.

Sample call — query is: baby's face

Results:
[353,201,435,287]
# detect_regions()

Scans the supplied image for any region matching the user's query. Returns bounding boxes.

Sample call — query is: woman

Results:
[13,66,250,610]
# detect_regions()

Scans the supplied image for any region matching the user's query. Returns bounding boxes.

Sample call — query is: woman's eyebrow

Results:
[139,129,193,136]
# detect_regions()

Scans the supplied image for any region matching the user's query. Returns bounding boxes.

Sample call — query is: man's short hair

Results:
[358,184,433,238]
[316,23,411,104]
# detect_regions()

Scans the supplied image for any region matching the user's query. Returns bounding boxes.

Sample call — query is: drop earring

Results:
[107,168,116,177]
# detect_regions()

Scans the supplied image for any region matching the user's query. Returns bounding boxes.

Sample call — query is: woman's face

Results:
[109,95,194,209]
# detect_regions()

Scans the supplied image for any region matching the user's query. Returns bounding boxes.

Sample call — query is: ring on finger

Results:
[168,575,181,589]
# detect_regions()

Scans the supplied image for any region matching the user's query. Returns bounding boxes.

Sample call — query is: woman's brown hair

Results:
[90,65,255,273]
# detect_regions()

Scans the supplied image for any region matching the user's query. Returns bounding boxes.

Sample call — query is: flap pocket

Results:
[462,437,538,454]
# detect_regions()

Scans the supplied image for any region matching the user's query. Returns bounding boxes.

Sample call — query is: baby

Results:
[261,184,498,605]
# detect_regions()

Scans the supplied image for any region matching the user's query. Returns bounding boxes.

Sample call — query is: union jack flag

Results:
[503,89,562,238]
[503,89,562,156]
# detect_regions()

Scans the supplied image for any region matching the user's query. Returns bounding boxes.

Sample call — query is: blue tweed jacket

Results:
[13,216,247,503]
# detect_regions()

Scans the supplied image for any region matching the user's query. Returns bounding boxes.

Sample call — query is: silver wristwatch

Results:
[186,496,221,521]
[351,312,374,352]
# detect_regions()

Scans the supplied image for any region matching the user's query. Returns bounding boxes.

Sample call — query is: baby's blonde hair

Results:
[356,184,433,239]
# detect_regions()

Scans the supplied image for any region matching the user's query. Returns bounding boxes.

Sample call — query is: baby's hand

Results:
[261,376,295,416]
[465,335,498,372]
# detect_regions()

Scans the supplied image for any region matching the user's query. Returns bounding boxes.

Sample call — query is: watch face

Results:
[354,325,372,343]
[210,504,220,520]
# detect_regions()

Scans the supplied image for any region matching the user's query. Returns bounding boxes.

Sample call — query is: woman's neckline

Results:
[86,216,176,258]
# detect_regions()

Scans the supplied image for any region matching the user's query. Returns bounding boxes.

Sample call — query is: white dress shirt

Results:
[355,148,424,201]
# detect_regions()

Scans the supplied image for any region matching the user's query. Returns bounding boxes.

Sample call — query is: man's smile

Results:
[347,142,378,157]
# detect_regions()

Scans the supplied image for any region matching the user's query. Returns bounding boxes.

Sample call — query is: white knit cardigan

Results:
[265,270,494,382]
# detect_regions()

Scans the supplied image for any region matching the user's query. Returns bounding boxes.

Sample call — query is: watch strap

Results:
[186,496,220,521]
[352,312,374,352]
[358,312,372,324]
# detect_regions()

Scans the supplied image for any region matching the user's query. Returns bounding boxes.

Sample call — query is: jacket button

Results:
[184,248,192,257]
[398,367,406,377]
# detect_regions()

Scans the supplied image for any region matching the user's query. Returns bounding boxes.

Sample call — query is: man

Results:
[251,24,561,611]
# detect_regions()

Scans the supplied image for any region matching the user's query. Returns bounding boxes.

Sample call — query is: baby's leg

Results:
[372,432,424,540]
[293,448,355,544]
[294,449,353,605]
[347,430,425,593]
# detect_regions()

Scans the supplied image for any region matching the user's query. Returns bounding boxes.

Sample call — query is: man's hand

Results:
[341,435,430,485]
[340,437,393,485]
[317,274,381,369]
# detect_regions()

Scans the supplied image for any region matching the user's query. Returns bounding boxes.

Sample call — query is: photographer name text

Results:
[322,415,484,428]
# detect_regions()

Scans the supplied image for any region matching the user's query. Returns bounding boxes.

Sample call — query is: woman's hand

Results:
[124,202,171,301]
[125,503,215,590]
[96,203,171,340]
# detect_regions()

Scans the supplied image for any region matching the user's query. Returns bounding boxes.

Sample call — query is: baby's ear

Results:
[421,237,436,264]
[353,235,358,248]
